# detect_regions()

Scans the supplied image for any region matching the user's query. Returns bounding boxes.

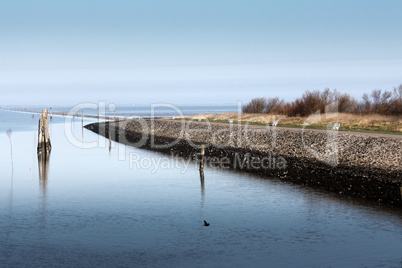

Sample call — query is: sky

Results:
[0,0,401,106]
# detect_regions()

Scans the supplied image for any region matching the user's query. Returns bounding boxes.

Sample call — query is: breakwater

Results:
[85,119,402,206]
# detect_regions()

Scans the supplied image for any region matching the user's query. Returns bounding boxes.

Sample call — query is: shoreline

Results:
[85,118,402,207]
[1,108,122,121]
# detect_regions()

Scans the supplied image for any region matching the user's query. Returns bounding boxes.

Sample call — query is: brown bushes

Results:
[243,86,402,116]
[242,97,285,114]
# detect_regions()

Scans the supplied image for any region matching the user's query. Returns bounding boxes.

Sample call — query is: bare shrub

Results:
[358,88,401,115]
[390,85,402,115]
[242,98,267,113]
[242,86,402,116]
[264,97,284,114]
[337,93,359,113]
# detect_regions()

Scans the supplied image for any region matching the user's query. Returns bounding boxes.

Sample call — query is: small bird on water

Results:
[203,220,210,226]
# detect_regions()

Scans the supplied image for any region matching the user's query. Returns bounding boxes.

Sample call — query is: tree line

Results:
[242,85,402,116]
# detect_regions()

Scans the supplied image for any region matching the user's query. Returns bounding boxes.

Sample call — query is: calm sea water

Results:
[0,110,401,267]
[2,104,240,118]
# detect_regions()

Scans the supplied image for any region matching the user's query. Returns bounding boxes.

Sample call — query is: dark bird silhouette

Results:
[203,220,210,226]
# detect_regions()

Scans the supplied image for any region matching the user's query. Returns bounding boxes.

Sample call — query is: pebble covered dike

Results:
[85,119,402,206]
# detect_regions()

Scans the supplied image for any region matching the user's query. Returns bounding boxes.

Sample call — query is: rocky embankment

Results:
[85,119,402,206]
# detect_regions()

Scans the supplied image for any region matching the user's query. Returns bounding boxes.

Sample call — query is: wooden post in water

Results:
[400,185,402,200]
[37,109,51,155]
[199,145,206,200]
[200,167,205,199]
[199,144,205,170]
[108,125,112,151]
[81,110,84,140]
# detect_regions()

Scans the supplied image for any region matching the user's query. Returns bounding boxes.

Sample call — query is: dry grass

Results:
[174,113,402,134]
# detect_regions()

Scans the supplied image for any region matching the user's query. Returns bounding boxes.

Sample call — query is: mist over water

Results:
[1,104,239,119]
[0,110,401,267]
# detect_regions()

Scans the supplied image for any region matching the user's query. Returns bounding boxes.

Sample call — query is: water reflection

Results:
[38,152,50,197]
[6,129,13,173]
[8,161,14,215]
[200,168,205,202]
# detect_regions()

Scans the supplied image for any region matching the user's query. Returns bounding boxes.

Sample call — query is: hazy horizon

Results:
[1,0,401,106]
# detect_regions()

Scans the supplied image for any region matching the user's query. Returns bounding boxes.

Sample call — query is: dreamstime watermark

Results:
[63,101,341,171]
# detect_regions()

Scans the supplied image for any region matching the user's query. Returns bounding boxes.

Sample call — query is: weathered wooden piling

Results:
[199,144,205,170]
[400,185,402,199]
[200,168,205,197]
[37,109,51,155]
[109,128,112,150]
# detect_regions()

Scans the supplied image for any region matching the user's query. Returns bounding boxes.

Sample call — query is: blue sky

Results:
[0,0,401,105]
